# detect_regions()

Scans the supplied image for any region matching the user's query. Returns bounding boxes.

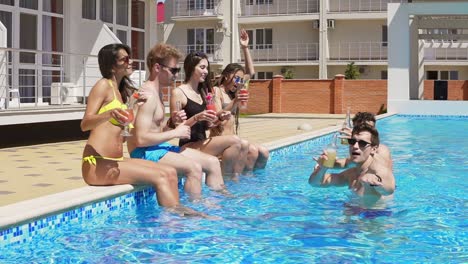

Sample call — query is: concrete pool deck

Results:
[0,113,395,228]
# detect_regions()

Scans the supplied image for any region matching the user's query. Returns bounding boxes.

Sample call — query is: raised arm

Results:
[309,150,351,187]
[240,28,255,77]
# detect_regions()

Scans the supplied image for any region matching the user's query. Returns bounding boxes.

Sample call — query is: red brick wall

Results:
[343,80,388,114]
[280,80,334,113]
[424,80,468,100]
[246,80,271,114]
[163,78,466,115]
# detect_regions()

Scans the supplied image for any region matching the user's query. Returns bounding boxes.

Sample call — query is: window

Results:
[187,28,215,54]
[0,0,14,6]
[101,0,113,23]
[381,71,387,80]
[83,0,146,63]
[449,71,458,80]
[426,71,438,80]
[43,0,63,14]
[116,0,128,26]
[247,29,272,50]
[250,0,272,4]
[188,0,214,10]
[82,0,96,20]
[255,72,273,80]
[20,0,38,10]
[131,0,145,29]
[382,25,387,47]
[426,70,458,80]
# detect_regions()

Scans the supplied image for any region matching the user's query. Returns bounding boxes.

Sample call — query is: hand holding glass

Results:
[121,93,139,137]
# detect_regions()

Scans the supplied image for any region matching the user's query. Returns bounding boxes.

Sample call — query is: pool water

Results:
[2,116,467,263]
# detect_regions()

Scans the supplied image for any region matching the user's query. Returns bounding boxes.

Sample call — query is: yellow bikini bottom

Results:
[82,155,124,166]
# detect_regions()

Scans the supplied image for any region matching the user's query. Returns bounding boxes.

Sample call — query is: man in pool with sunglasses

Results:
[127,43,230,201]
[335,112,393,170]
[309,124,395,205]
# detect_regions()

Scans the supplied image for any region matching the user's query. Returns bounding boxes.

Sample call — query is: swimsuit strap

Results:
[83,155,124,166]
[107,79,117,99]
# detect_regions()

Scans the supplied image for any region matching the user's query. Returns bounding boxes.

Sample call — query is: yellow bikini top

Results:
[98,79,130,126]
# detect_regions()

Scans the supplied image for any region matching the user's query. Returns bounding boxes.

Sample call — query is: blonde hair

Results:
[146,43,181,71]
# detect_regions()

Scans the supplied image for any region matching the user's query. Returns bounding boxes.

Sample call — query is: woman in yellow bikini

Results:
[81,43,200,215]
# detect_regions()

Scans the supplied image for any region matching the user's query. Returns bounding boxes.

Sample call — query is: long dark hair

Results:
[97,43,134,103]
[218,63,245,135]
[183,51,212,105]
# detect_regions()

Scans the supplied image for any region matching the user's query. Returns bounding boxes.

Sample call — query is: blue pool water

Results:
[1,115,467,263]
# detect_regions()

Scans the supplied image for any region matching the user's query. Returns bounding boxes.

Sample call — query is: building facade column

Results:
[319,0,328,79]
[271,75,283,113]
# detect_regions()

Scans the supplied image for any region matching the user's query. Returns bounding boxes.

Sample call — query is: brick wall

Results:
[244,75,387,114]
[163,78,466,115]
[423,80,468,100]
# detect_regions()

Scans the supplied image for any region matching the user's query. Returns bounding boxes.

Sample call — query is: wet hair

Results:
[352,112,377,127]
[146,43,181,72]
[183,51,213,104]
[97,43,133,103]
[351,123,380,147]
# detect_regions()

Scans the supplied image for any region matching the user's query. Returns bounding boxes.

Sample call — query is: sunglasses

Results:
[234,76,244,84]
[347,138,372,148]
[159,63,181,75]
[118,56,130,64]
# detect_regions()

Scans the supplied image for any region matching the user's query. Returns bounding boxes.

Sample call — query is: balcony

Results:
[172,0,223,19]
[328,42,388,62]
[328,0,408,13]
[174,44,223,64]
[241,43,319,64]
[424,41,468,61]
[240,0,319,16]
[0,48,145,112]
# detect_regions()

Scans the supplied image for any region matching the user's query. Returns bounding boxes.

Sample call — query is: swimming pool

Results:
[1,115,467,263]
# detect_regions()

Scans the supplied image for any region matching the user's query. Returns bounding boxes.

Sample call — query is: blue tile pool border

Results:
[1,113,464,247]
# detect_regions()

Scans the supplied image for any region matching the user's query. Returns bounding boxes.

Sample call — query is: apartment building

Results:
[162,0,468,81]
[0,0,156,124]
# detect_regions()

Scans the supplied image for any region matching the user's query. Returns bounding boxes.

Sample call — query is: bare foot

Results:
[167,205,207,218]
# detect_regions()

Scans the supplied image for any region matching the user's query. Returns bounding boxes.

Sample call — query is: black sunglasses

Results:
[348,138,372,148]
[159,63,181,75]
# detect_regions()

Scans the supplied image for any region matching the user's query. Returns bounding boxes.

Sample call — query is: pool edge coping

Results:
[0,112,398,230]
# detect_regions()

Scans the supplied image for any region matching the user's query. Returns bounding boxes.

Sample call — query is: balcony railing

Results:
[328,0,408,13]
[328,42,388,61]
[424,41,468,61]
[0,48,145,111]
[240,0,319,16]
[424,47,468,61]
[172,0,223,17]
[175,44,223,63]
[241,43,319,63]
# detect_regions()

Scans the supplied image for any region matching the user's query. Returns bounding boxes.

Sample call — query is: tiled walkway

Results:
[0,114,345,207]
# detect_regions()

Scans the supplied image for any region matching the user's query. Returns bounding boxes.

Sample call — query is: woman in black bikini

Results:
[170,51,248,178]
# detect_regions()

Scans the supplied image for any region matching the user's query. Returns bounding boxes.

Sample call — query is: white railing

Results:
[423,41,468,61]
[424,47,468,61]
[175,44,223,63]
[0,48,145,111]
[241,43,319,63]
[328,42,387,61]
[328,0,408,13]
[240,0,319,16]
[173,0,223,17]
